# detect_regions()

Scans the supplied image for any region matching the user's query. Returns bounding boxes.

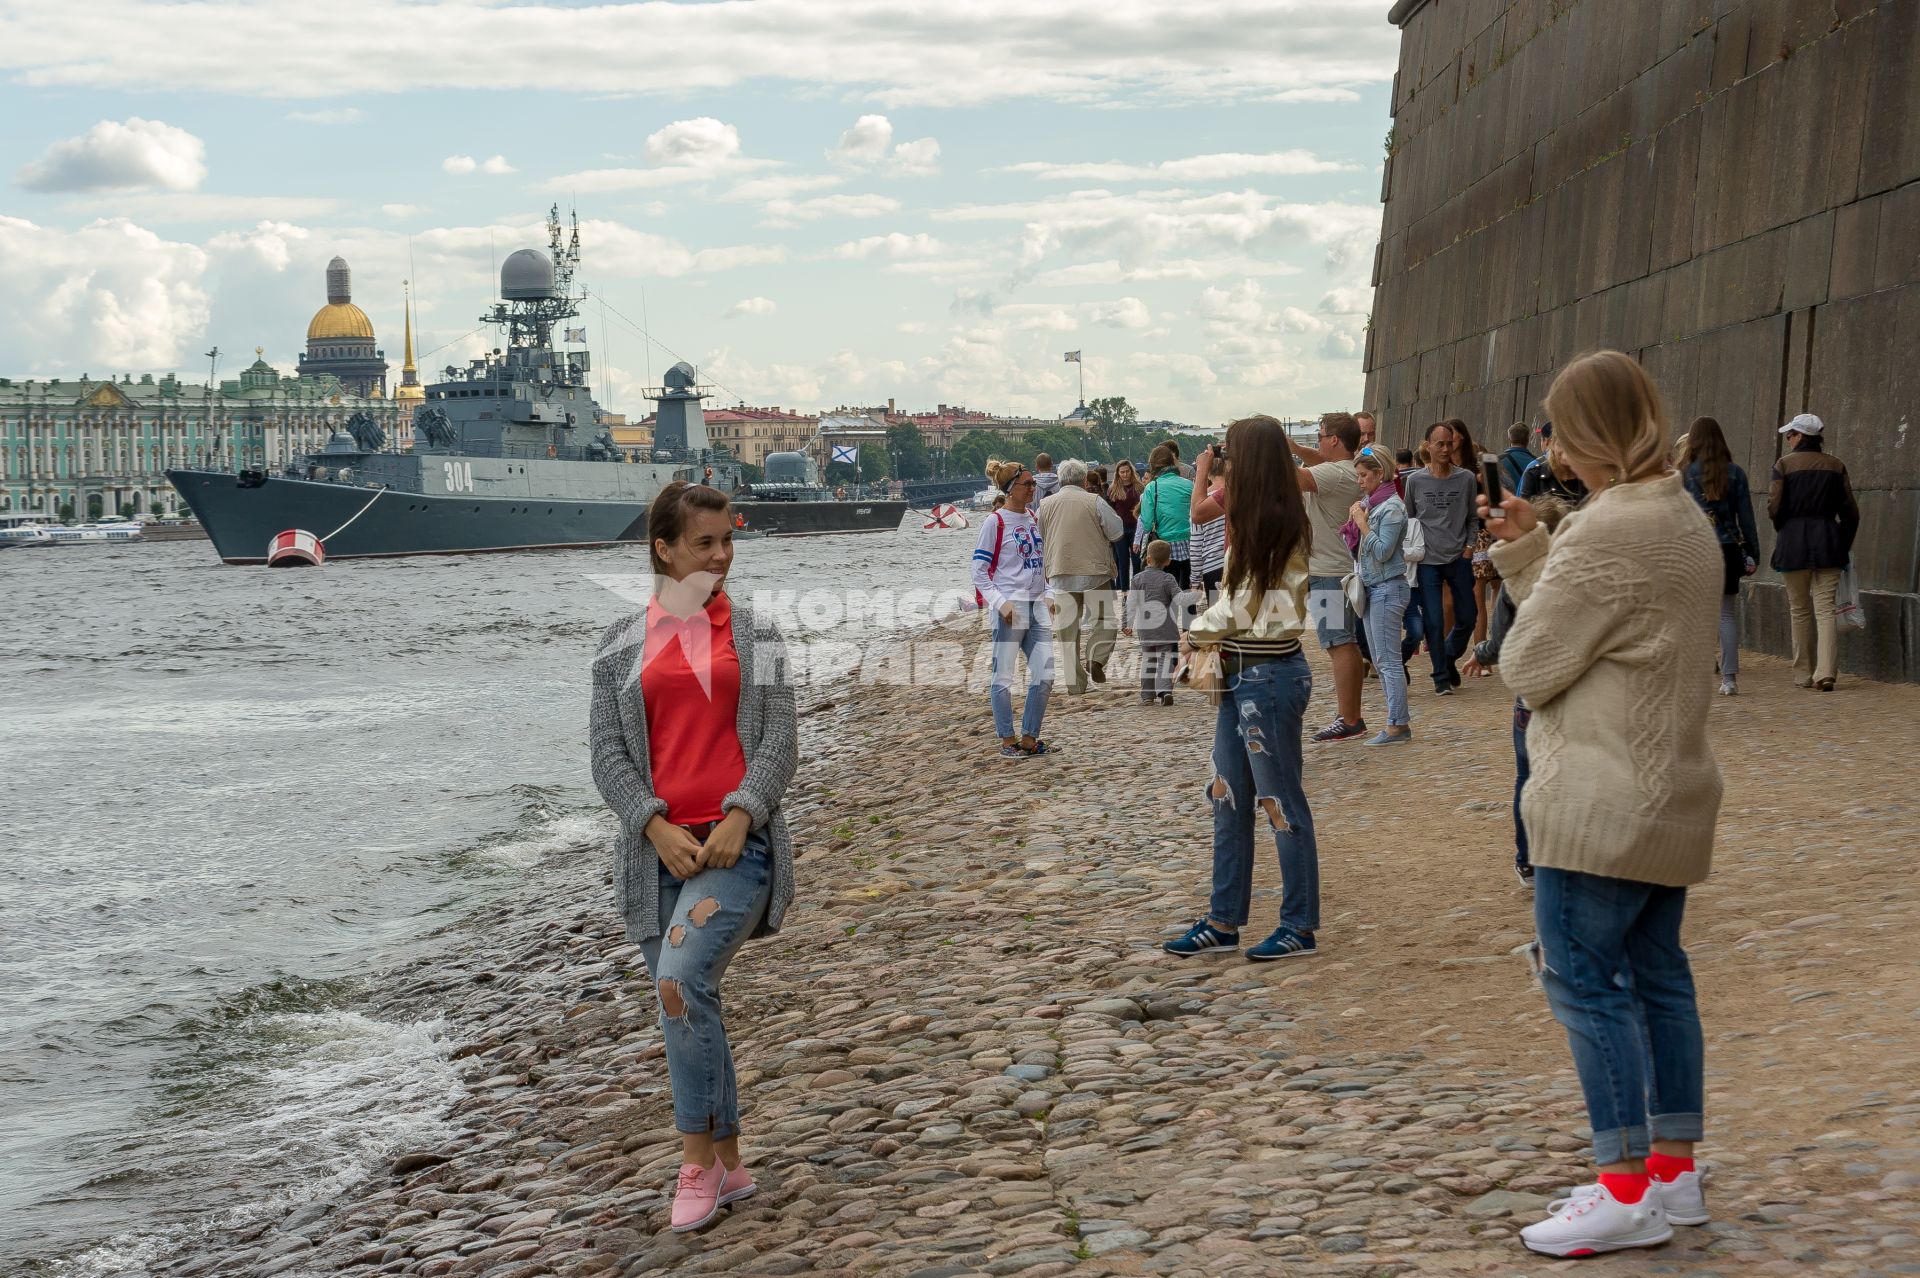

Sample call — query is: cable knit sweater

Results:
[1487,473,1723,886]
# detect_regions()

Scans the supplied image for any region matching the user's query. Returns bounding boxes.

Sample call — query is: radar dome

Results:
[500,249,557,300]
[663,360,698,389]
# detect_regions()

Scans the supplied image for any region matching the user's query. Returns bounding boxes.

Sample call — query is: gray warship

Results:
[168,210,906,564]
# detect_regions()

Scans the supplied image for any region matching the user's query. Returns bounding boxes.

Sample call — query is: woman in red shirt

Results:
[589,481,798,1233]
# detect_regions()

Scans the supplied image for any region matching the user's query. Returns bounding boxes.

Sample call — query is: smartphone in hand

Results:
[1480,454,1506,519]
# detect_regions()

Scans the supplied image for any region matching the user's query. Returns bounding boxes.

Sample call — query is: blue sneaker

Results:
[1163,919,1239,956]
[1246,926,1317,961]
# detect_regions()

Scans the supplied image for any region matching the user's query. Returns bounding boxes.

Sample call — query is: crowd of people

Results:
[586,351,1863,1252]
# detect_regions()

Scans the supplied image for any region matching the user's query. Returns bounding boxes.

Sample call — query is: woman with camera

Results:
[1164,415,1320,962]
[1480,351,1722,1257]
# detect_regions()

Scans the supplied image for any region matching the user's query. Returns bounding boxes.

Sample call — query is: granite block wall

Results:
[1368,0,1919,680]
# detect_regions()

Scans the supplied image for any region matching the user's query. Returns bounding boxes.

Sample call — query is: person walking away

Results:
[1135,443,1194,589]
[1168,415,1321,962]
[1108,459,1143,589]
[1032,452,1060,503]
[1404,422,1479,694]
[1768,413,1859,691]
[1481,350,1722,1258]
[1681,416,1762,696]
[1499,423,1536,495]
[1288,412,1367,741]
[1465,496,1573,885]
[1037,458,1123,694]
[1190,443,1229,599]
[973,461,1056,755]
[1127,539,1184,704]
[1350,448,1411,744]
[588,480,799,1232]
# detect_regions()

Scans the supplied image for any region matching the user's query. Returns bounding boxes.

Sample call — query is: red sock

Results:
[1598,1172,1650,1204]
[1646,1152,1695,1183]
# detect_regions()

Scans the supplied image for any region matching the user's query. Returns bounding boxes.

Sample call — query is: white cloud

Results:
[999,150,1356,183]
[889,137,941,177]
[1091,296,1151,329]
[17,117,206,193]
[381,203,424,218]
[68,193,341,224]
[994,303,1079,333]
[898,321,929,335]
[762,192,900,225]
[207,220,311,271]
[828,115,893,166]
[828,114,941,176]
[726,296,778,318]
[443,154,512,175]
[647,118,740,167]
[287,107,364,124]
[0,216,210,368]
[554,118,772,192]
[832,232,945,260]
[725,174,842,202]
[1268,86,1363,103]
[1029,257,1302,286]
[0,1,1397,108]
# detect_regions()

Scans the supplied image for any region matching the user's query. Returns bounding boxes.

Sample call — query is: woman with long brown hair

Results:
[1106,460,1141,590]
[1681,416,1760,695]
[589,481,799,1232]
[1166,416,1320,962]
[1481,351,1722,1257]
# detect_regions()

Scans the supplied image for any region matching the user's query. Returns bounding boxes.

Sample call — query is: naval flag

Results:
[830,444,859,464]
[565,327,586,343]
[1063,350,1082,363]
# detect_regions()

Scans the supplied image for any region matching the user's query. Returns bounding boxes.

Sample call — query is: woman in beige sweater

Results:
[1481,351,1723,1258]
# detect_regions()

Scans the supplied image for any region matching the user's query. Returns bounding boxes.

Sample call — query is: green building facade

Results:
[0,353,407,521]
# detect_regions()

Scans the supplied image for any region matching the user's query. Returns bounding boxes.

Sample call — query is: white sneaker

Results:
[1521,1182,1672,1257]
[1544,1175,1709,1228]
[1655,1169,1709,1225]
[1718,676,1737,696]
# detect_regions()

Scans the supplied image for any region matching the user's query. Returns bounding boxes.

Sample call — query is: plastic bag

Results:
[1836,566,1866,633]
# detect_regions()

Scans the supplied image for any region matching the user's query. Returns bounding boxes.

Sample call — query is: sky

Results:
[0,0,1399,427]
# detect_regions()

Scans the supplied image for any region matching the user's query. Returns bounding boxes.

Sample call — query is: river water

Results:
[0,525,965,1274]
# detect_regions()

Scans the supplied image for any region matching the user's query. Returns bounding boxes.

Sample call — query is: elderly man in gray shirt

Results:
[1037,458,1124,694]
[1403,422,1480,695]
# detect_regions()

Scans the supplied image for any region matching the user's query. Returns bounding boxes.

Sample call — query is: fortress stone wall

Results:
[1365,0,1918,680]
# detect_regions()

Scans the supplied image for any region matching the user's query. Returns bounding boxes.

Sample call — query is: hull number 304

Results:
[442,461,475,493]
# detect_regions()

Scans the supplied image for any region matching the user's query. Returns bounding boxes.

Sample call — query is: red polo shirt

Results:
[640,591,746,826]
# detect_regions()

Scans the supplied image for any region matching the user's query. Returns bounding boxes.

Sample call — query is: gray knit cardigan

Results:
[589,597,798,944]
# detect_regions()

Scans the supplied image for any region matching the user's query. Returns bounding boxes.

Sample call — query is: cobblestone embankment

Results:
[158,624,1920,1277]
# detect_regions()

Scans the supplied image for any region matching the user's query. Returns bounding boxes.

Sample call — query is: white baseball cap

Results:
[1780,413,1825,436]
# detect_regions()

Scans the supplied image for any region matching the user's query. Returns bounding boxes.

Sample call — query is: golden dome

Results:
[307,302,375,342]
[395,382,425,402]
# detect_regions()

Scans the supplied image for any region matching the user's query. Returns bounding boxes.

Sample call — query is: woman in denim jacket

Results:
[1350,446,1411,744]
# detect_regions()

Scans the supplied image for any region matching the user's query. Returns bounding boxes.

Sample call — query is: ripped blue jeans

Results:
[638,830,772,1139]
[1207,650,1320,933]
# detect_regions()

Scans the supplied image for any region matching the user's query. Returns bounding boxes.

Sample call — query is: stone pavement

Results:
[163,624,1920,1277]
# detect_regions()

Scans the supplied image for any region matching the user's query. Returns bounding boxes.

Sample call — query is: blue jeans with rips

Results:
[1206,650,1320,933]
[638,830,774,1140]
[989,602,1055,740]
[1533,867,1706,1165]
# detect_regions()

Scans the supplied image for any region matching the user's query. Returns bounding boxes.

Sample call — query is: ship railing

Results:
[408,439,725,468]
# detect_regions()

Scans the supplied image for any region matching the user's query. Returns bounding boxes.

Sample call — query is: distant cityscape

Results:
[0,253,1296,522]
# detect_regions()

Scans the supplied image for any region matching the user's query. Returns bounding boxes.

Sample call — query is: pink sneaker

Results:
[669,1159,725,1232]
[717,1161,756,1206]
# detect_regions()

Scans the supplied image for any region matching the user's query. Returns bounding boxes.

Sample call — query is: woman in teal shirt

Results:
[1134,442,1195,589]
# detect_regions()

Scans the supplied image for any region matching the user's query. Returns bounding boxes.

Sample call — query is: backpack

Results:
[973,511,1005,608]
[1401,508,1427,581]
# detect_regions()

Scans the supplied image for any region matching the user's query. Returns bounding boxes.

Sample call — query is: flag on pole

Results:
[565,327,586,343]
[831,444,858,464]
[1063,350,1082,363]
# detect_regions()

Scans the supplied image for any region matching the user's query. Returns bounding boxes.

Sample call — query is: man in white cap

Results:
[1767,413,1859,690]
